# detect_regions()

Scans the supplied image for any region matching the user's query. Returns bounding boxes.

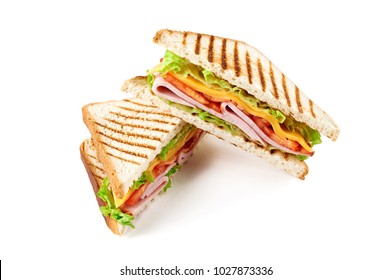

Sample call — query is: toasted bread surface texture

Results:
[153,29,339,141]
[82,97,185,199]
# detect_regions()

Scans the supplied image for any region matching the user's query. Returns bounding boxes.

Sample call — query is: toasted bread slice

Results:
[82,96,185,199]
[153,29,339,141]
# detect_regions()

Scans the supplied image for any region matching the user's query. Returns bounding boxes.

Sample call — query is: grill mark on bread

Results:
[86,152,98,161]
[269,63,279,99]
[87,158,105,174]
[104,117,170,133]
[245,51,253,84]
[110,110,178,125]
[234,42,241,76]
[105,150,141,165]
[309,99,316,118]
[95,121,163,142]
[221,38,227,69]
[281,73,291,107]
[99,140,148,160]
[94,165,105,174]
[97,130,157,151]
[182,32,188,45]
[90,170,104,181]
[123,99,158,108]
[195,34,202,55]
[84,152,106,175]
[257,58,266,92]
[116,106,175,118]
[208,35,214,62]
[295,86,303,113]
[283,153,289,160]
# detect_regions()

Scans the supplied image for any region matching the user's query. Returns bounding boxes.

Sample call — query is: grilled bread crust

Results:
[131,85,309,179]
[82,94,185,199]
[80,139,122,235]
[153,29,339,141]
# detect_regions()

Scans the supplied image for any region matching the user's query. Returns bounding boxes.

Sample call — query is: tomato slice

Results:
[125,185,148,206]
[206,102,222,113]
[165,74,210,105]
[253,117,312,155]
[165,73,223,113]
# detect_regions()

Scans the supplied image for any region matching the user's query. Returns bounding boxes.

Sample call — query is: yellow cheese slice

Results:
[170,72,312,152]
[114,188,135,208]
[147,63,162,75]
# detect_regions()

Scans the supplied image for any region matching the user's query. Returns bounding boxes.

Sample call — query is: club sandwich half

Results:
[137,29,339,179]
[81,77,205,235]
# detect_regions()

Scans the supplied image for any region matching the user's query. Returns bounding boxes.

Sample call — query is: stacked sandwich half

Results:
[81,77,205,235]
[81,29,339,235]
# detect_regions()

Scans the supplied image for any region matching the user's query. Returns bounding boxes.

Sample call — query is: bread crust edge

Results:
[80,140,121,235]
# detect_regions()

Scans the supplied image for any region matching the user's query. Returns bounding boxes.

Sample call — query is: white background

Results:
[1,0,390,279]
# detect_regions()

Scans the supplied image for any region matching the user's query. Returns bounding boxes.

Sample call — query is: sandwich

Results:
[81,77,205,235]
[136,29,339,179]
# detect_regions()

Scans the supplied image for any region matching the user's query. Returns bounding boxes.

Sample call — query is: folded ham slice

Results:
[121,127,204,216]
[152,75,309,156]
[153,75,195,108]
[141,162,176,200]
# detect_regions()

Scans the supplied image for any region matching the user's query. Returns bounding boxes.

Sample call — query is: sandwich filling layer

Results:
[97,124,205,228]
[148,51,322,160]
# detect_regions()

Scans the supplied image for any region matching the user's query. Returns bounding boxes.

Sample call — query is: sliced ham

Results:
[220,103,307,156]
[121,128,205,216]
[141,162,176,200]
[121,176,169,216]
[152,75,309,157]
[219,102,267,146]
[153,75,223,117]
[178,130,206,164]
[152,76,195,108]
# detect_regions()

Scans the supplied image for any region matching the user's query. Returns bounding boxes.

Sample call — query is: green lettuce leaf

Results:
[163,179,172,192]
[132,171,154,190]
[166,163,182,177]
[166,101,243,137]
[100,206,135,228]
[97,177,115,208]
[159,124,195,160]
[284,117,322,147]
[297,155,309,161]
[202,69,235,91]
[163,164,182,192]
[97,177,135,228]
[148,49,197,87]
[160,50,203,79]
[147,72,155,88]
[267,108,286,123]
